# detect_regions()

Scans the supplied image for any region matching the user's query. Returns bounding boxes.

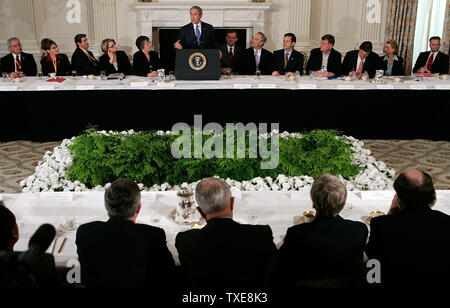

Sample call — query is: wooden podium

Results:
[175,49,221,80]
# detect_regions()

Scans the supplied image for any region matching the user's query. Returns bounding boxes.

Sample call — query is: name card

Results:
[435,84,450,90]
[40,192,74,202]
[337,85,356,90]
[290,191,310,200]
[299,84,317,89]
[359,190,395,200]
[76,85,96,90]
[409,85,427,90]
[258,84,277,89]
[130,81,148,87]
[0,86,18,91]
[376,84,394,90]
[156,82,175,88]
[234,84,252,89]
[36,85,56,91]
[140,193,157,202]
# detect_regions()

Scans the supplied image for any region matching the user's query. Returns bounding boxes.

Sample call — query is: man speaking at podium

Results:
[174,6,219,50]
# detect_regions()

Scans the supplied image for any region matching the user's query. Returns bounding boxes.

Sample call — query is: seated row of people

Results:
[2,33,448,79]
[2,168,449,288]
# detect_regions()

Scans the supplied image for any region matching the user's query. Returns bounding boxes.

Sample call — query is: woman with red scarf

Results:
[40,38,72,76]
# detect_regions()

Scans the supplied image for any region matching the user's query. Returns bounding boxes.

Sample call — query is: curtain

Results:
[386,0,419,75]
[443,0,450,55]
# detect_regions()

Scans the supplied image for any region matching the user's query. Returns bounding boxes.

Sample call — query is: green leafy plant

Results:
[66,129,362,188]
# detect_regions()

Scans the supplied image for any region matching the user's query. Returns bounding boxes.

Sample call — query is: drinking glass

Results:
[150,207,161,225]
[341,203,353,219]
[255,70,261,79]
[2,72,9,81]
[71,70,77,79]
[100,71,106,80]
[247,209,259,224]
[37,72,43,79]
[169,71,176,81]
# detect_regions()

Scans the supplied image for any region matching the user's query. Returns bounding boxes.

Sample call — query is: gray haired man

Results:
[175,177,277,288]
[76,178,175,288]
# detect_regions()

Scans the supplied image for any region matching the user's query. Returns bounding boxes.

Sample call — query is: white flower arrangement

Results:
[20,131,396,193]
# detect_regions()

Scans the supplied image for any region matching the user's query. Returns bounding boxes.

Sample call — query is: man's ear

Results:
[230,197,235,212]
[12,223,19,243]
[136,203,142,215]
[197,207,207,219]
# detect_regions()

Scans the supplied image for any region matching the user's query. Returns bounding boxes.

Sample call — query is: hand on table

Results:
[147,71,158,77]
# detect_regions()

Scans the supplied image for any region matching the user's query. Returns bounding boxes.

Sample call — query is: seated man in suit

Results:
[219,30,242,75]
[0,202,60,288]
[71,34,99,76]
[0,37,37,78]
[76,178,176,288]
[174,6,218,50]
[272,33,304,77]
[238,32,273,75]
[342,41,379,79]
[366,169,450,288]
[306,34,342,77]
[269,174,368,288]
[413,36,449,75]
[176,178,277,289]
[98,38,132,76]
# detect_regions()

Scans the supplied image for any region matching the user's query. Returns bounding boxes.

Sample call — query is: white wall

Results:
[0,0,388,62]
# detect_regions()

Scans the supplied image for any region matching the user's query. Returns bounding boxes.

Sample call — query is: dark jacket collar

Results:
[107,217,135,224]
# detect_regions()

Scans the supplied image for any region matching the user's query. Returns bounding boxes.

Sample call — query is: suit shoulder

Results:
[333,49,342,57]
[273,49,284,56]
[175,228,202,244]
[262,48,273,55]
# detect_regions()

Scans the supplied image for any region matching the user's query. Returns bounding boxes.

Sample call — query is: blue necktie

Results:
[195,25,201,46]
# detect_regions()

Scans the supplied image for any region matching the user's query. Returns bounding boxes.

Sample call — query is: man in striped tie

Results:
[0,37,37,78]
[72,34,100,76]
[271,33,304,77]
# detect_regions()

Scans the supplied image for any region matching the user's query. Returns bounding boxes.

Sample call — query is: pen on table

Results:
[58,237,67,253]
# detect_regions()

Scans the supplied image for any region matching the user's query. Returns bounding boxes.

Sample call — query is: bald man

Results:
[366,169,450,288]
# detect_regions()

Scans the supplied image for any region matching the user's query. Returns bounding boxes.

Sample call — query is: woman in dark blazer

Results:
[40,38,72,76]
[132,36,161,77]
[98,39,132,75]
[378,39,405,76]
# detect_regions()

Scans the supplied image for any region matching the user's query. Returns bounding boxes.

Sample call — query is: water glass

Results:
[100,71,106,80]
[247,210,259,224]
[341,203,353,219]
[71,70,77,79]
[37,72,43,79]
[169,71,176,81]
[255,70,261,79]
[2,72,9,81]
[150,207,161,224]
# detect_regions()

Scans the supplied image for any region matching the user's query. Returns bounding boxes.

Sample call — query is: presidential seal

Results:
[188,52,207,71]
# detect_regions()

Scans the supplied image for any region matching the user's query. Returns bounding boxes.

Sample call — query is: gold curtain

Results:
[385,0,419,75]
[443,0,450,56]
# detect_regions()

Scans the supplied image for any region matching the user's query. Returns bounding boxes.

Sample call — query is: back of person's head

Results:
[74,34,86,47]
[393,169,436,209]
[0,202,17,251]
[136,36,149,51]
[195,178,232,215]
[321,34,335,45]
[310,173,347,217]
[104,179,141,219]
[359,41,373,53]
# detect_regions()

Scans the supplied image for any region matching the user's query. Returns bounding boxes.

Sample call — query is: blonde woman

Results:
[379,40,404,76]
[98,39,132,75]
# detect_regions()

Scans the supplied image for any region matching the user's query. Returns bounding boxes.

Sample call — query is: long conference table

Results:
[1,75,449,141]
[2,190,450,267]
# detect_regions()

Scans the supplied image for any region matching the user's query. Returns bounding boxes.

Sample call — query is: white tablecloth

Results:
[2,191,450,266]
[0,75,449,91]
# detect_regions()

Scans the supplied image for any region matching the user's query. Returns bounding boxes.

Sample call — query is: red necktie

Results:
[229,47,233,62]
[15,54,22,72]
[427,54,434,71]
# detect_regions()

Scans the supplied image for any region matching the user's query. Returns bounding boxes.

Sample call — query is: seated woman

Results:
[40,38,72,76]
[98,39,132,76]
[132,36,161,77]
[378,40,405,76]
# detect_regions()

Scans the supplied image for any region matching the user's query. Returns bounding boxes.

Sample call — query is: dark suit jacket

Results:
[179,22,218,50]
[272,49,304,75]
[10,252,60,288]
[40,54,72,76]
[76,218,176,288]
[71,47,99,76]
[132,50,161,77]
[413,51,449,74]
[342,50,380,78]
[98,51,132,76]
[176,218,277,288]
[378,55,405,76]
[0,52,37,76]
[219,44,242,72]
[306,48,343,76]
[238,48,273,75]
[269,215,368,288]
[366,207,450,288]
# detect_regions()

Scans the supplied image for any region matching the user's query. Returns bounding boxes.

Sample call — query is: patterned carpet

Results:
[0,140,449,194]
